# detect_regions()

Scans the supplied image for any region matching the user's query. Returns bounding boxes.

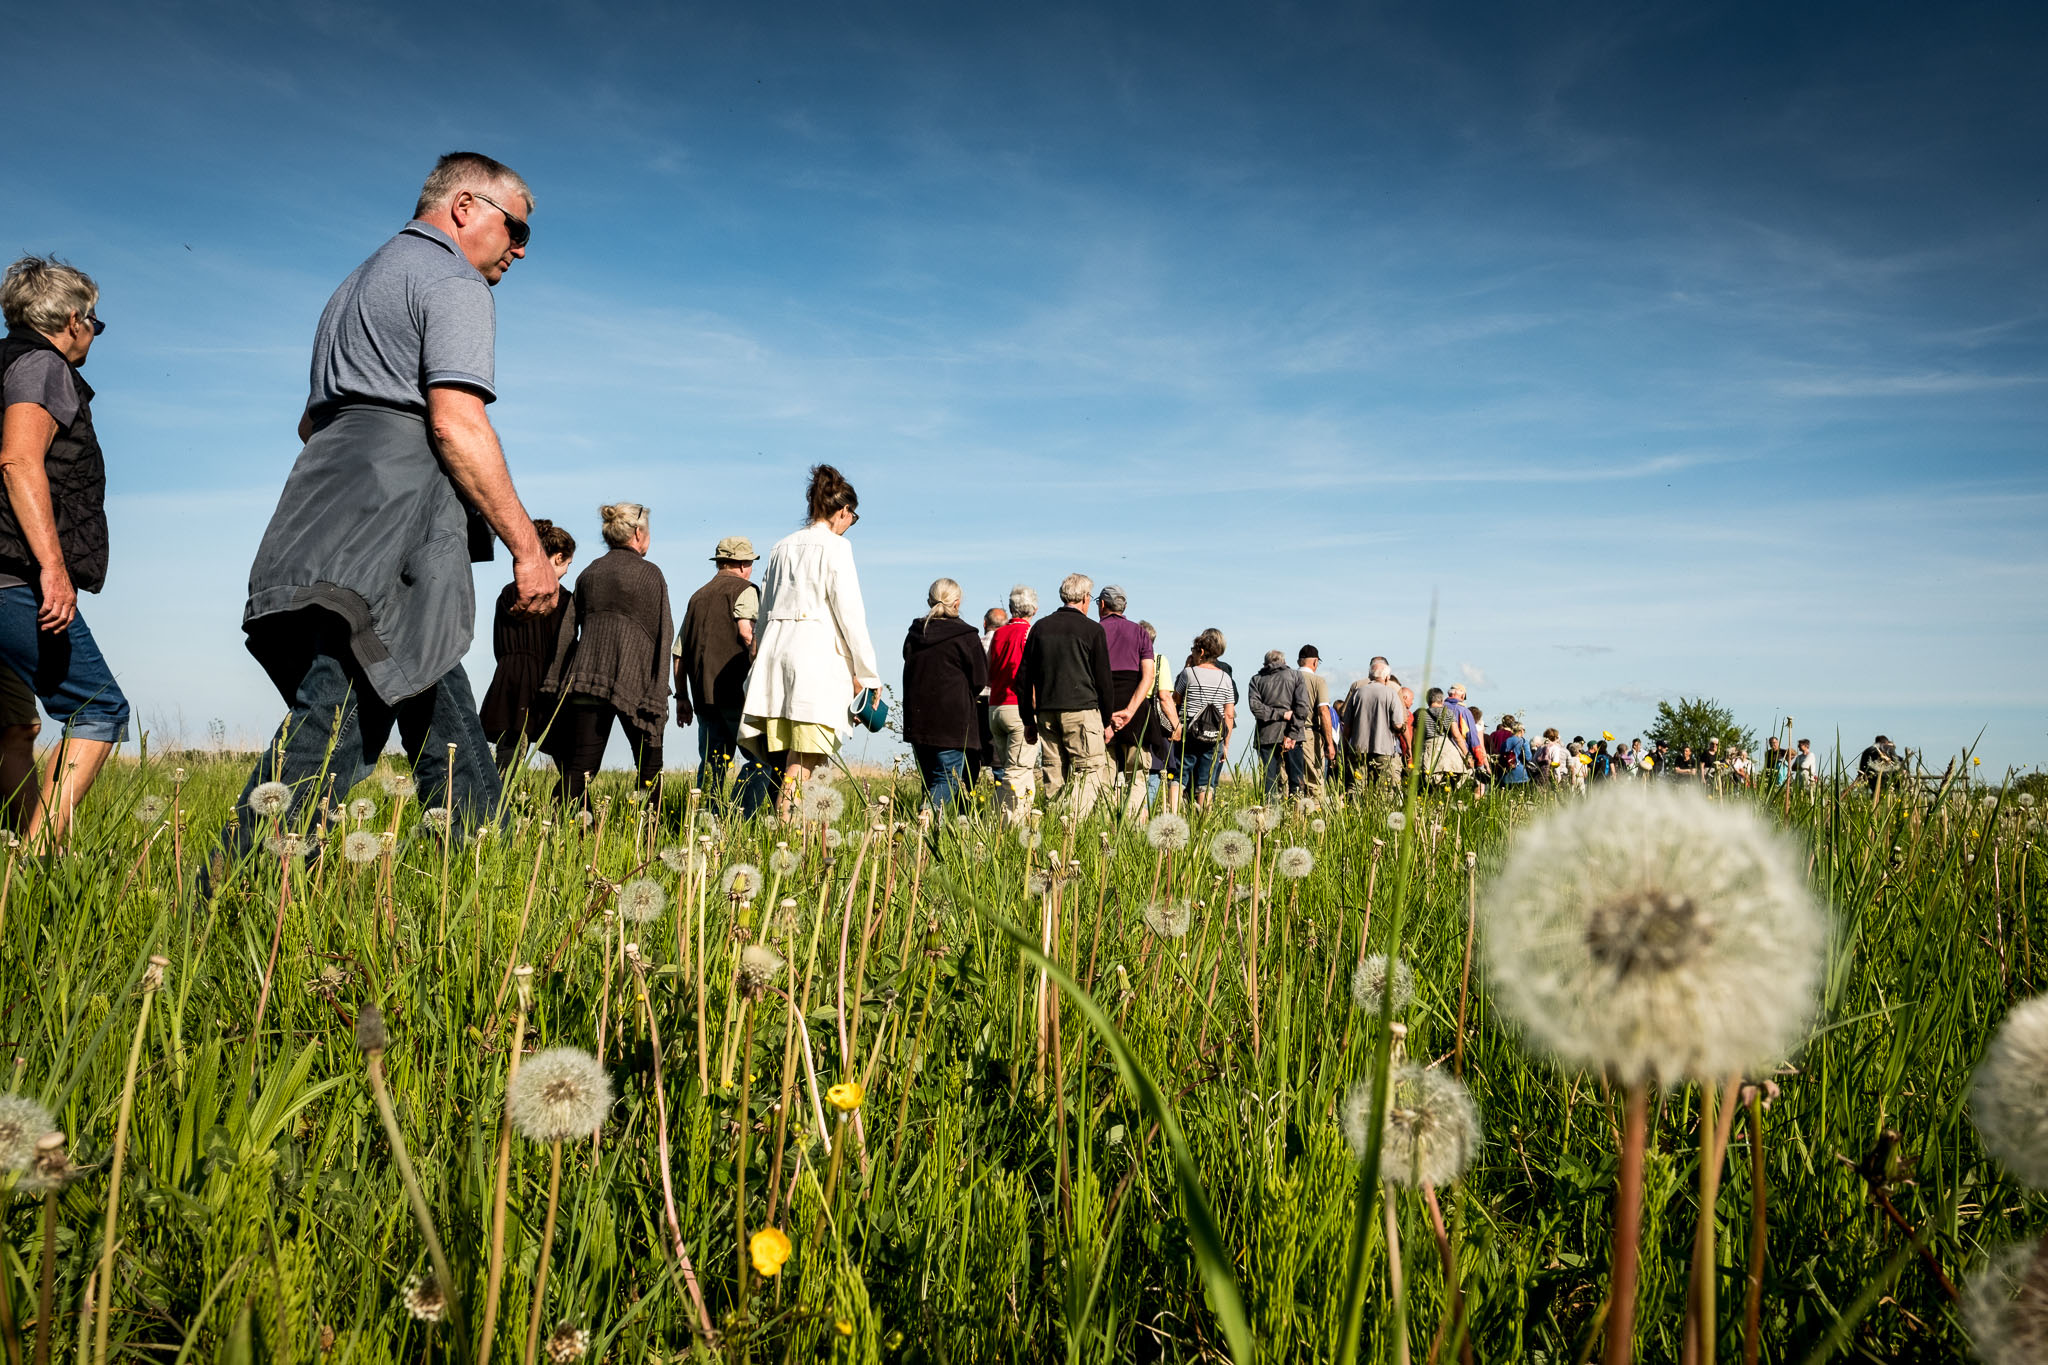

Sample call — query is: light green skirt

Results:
[738,715,841,758]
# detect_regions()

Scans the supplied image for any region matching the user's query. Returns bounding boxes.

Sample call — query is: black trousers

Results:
[553,697,663,804]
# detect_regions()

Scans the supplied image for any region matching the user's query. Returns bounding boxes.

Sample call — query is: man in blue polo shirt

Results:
[220,152,555,867]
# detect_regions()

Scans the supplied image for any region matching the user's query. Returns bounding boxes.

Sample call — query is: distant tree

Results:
[1644,697,1757,759]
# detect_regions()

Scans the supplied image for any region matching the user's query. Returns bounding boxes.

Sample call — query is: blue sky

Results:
[12,1,2047,771]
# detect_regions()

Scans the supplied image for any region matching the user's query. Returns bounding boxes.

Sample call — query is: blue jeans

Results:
[0,585,130,741]
[220,611,500,864]
[1176,740,1223,795]
[696,701,769,816]
[913,744,970,810]
[1260,742,1305,798]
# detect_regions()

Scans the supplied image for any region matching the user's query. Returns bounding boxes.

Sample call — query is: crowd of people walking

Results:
[0,150,1887,854]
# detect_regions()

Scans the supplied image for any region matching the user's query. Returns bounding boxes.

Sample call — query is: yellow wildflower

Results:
[827,1081,865,1113]
[1602,731,1615,742]
[749,1227,792,1278]
[834,1318,854,1337]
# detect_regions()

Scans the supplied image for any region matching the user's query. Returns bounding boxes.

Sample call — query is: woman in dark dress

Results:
[901,577,987,810]
[479,518,577,771]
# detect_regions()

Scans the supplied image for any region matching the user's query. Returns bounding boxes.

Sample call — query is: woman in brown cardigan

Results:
[546,502,673,804]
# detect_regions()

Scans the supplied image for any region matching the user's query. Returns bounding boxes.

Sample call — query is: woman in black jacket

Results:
[479,518,577,771]
[545,503,673,805]
[901,577,987,809]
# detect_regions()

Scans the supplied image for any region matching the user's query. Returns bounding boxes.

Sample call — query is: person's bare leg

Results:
[0,722,40,832]
[25,736,115,851]
[778,752,821,819]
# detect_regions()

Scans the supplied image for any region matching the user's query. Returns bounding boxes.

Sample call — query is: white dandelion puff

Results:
[132,795,167,825]
[1962,1241,2048,1365]
[737,944,786,997]
[2019,793,2037,809]
[1342,1065,1483,1188]
[1142,899,1193,938]
[1257,806,1284,831]
[1209,830,1255,870]
[266,832,306,860]
[248,781,292,817]
[1479,782,1829,1085]
[339,831,380,864]
[401,1271,447,1323]
[506,1047,613,1142]
[382,772,416,799]
[798,784,846,823]
[1026,870,1051,898]
[659,846,691,874]
[1386,811,1408,832]
[767,845,802,876]
[1971,993,2048,1189]
[1146,813,1192,852]
[1017,827,1043,851]
[575,808,594,828]
[421,807,451,834]
[1235,807,1264,833]
[618,878,667,924]
[1351,955,1416,1015]
[1276,846,1315,879]
[721,863,765,901]
[543,1323,593,1363]
[1311,818,1327,836]
[349,797,378,822]
[0,1093,54,1173]
[824,828,845,851]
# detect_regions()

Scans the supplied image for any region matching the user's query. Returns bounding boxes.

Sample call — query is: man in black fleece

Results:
[1020,571,1114,818]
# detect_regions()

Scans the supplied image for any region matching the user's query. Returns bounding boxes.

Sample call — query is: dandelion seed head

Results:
[1146,813,1191,851]
[421,807,451,833]
[132,795,167,825]
[1311,818,1327,836]
[266,832,306,860]
[379,831,398,853]
[768,845,801,876]
[659,846,691,874]
[575,809,594,828]
[400,1272,446,1324]
[1971,993,2048,1189]
[1017,827,1043,851]
[1209,830,1255,870]
[172,767,186,783]
[737,944,785,997]
[543,1324,592,1363]
[618,878,667,924]
[824,828,845,851]
[1385,811,1407,832]
[1026,870,1051,897]
[1963,1240,2048,1365]
[0,1093,54,1173]
[343,831,383,864]
[1233,883,1254,903]
[349,797,378,821]
[382,772,416,799]
[1235,807,1263,833]
[1258,806,1283,831]
[1479,782,1828,1084]
[2019,793,2037,809]
[798,784,846,823]
[1276,846,1314,879]
[248,781,292,817]
[1142,899,1193,938]
[721,863,764,901]
[17,1132,73,1195]
[506,1047,612,1142]
[1351,954,1416,1015]
[1342,1065,1482,1188]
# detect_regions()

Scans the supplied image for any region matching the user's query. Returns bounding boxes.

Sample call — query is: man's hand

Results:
[1109,706,1135,730]
[509,553,558,617]
[676,698,694,728]
[1281,737,1296,751]
[36,562,75,633]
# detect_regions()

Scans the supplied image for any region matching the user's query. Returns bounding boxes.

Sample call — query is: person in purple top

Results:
[1444,684,1490,794]
[1095,585,1156,808]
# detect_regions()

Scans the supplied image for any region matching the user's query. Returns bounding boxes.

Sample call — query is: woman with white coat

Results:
[738,464,881,815]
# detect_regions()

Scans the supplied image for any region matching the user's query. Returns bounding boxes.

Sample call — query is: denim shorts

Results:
[0,585,130,742]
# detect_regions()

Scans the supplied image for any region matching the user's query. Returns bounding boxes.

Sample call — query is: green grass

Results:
[0,755,2039,1363]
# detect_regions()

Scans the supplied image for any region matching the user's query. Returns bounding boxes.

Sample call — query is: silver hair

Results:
[1008,584,1039,618]
[925,577,962,618]
[2,256,97,336]
[1264,650,1287,669]
[1369,656,1392,682]
[1059,573,1093,606]
[414,151,534,218]
[1097,584,1128,615]
[598,502,650,549]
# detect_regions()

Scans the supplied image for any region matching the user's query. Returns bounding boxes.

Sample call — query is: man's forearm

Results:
[428,398,544,561]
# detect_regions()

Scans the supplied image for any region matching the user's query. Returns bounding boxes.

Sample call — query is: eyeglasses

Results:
[470,192,530,248]
[846,510,860,528]
[82,312,105,337]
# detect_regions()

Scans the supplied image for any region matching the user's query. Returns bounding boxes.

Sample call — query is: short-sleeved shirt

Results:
[670,584,758,656]
[1099,613,1155,675]
[0,352,86,589]
[305,221,496,420]
[1175,664,1237,725]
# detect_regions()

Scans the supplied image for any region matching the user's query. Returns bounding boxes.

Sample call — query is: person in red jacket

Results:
[985,584,1039,821]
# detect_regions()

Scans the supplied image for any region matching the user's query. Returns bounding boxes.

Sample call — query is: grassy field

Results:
[0,753,2040,1363]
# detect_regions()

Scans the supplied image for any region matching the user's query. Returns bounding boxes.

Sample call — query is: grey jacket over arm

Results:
[1247,665,1310,746]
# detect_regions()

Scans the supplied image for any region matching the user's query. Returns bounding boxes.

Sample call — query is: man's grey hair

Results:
[1264,649,1287,669]
[415,151,535,218]
[983,607,1008,631]
[1059,573,1093,606]
[1,256,97,336]
[1368,656,1391,682]
[1096,584,1127,615]
[1007,584,1038,618]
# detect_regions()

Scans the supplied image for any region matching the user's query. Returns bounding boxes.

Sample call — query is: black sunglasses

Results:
[84,311,105,337]
[471,192,530,248]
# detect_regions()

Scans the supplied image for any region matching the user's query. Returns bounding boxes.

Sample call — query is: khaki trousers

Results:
[989,703,1039,820]
[1036,708,1107,819]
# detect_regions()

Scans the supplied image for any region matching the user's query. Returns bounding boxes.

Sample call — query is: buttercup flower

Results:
[1146,813,1192,852]
[507,1048,613,1142]
[0,1092,54,1173]
[248,781,292,817]
[1275,846,1315,879]
[1971,993,2048,1189]
[1351,955,1416,1015]
[1142,899,1193,938]
[1479,782,1828,1084]
[1343,1064,1482,1188]
[750,1227,793,1278]
[618,878,667,924]
[1209,830,1255,870]
[827,1081,865,1113]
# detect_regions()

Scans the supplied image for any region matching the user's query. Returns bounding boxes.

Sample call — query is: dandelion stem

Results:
[477,969,530,1365]
[1741,1090,1767,1365]
[1603,1080,1651,1365]
[735,999,757,1313]
[35,1182,58,1365]
[627,951,717,1342]
[521,1141,564,1365]
[93,957,165,1365]
[247,854,293,1076]
[364,1046,465,1345]
[1451,859,1479,1077]
[1684,1075,1743,1365]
